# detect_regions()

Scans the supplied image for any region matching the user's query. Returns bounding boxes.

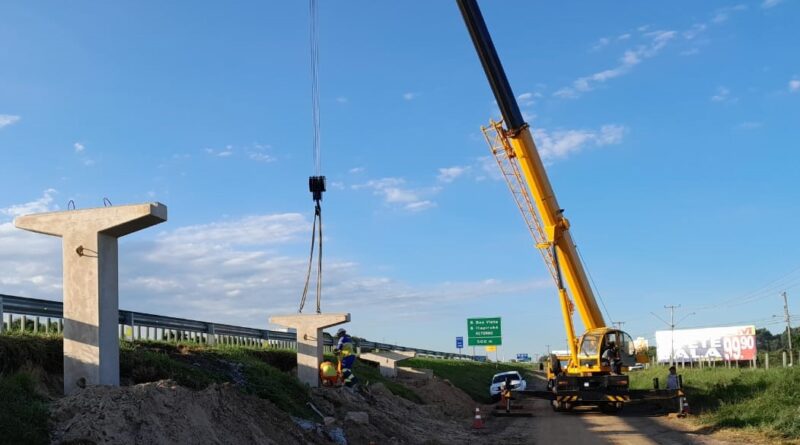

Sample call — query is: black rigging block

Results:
[309,175,326,202]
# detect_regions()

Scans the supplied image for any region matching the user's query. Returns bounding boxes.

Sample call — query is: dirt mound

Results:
[49,381,327,445]
[403,377,477,419]
[311,383,477,444]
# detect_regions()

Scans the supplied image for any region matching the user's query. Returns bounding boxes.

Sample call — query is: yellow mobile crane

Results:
[456,0,649,412]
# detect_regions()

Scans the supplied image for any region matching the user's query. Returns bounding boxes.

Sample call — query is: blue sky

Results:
[1,0,799,358]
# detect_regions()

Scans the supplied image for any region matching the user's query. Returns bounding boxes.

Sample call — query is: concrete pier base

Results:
[270,313,350,387]
[15,203,167,394]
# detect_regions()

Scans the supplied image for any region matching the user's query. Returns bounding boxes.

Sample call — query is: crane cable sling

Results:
[298,202,323,313]
[299,0,324,314]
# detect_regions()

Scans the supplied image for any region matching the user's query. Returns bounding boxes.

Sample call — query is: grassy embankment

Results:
[0,333,434,444]
[404,357,534,403]
[630,366,800,439]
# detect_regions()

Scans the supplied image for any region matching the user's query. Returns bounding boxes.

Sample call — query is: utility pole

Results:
[665,305,680,367]
[613,321,625,330]
[652,307,694,367]
[783,291,793,367]
[546,344,551,356]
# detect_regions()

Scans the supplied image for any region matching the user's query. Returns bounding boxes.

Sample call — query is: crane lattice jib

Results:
[481,120,558,286]
[480,120,606,331]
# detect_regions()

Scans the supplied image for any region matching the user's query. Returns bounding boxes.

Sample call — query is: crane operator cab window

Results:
[578,334,600,367]
[600,331,637,373]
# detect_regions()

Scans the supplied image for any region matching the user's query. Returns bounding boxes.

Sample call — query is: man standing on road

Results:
[335,328,358,388]
[666,366,680,390]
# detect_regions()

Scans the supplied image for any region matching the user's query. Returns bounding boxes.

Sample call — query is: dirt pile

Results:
[401,377,477,419]
[49,380,327,445]
[311,382,478,444]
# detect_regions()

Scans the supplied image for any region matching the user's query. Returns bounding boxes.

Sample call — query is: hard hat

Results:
[336,328,347,337]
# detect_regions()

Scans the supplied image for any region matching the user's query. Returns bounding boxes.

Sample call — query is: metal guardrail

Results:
[0,294,472,360]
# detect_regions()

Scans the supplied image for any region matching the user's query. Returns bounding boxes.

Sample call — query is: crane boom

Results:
[456,0,606,334]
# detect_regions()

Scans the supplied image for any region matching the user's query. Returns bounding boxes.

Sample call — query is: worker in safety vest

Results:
[335,328,357,387]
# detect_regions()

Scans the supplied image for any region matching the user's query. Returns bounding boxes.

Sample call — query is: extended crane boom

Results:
[457,0,647,412]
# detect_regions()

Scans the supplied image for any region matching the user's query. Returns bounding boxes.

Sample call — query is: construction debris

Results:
[311,382,477,444]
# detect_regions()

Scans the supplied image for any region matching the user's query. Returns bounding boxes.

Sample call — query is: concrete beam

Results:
[359,350,416,378]
[270,313,350,387]
[15,203,167,394]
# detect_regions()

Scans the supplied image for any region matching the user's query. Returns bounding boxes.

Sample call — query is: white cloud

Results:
[683,23,707,40]
[402,92,419,101]
[789,79,800,93]
[83,159,96,166]
[517,92,535,106]
[591,37,610,51]
[336,96,348,103]
[437,166,470,183]
[738,121,763,130]
[205,145,234,157]
[246,143,275,162]
[73,142,85,153]
[556,5,751,100]
[762,0,782,9]
[0,189,58,217]
[348,167,365,174]
[554,30,676,98]
[475,156,502,182]
[404,200,436,212]
[249,153,274,162]
[0,115,20,129]
[712,4,747,24]
[533,124,626,161]
[159,213,309,247]
[711,86,737,103]
[352,177,438,212]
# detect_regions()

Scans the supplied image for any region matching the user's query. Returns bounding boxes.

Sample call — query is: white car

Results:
[489,371,527,400]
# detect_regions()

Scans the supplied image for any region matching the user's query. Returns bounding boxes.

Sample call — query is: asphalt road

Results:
[477,373,735,445]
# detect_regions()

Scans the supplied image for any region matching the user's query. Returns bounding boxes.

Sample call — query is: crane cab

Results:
[573,328,642,374]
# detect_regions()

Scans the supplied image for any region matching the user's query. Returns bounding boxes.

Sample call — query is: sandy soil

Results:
[49,381,327,445]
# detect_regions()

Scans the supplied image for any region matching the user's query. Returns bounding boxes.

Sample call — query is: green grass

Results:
[351,358,424,403]
[403,357,533,403]
[630,366,800,439]
[121,341,313,418]
[0,372,50,445]
[0,332,62,375]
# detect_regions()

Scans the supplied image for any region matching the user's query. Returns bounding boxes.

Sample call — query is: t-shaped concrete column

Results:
[15,203,167,394]
[270,313,350,387]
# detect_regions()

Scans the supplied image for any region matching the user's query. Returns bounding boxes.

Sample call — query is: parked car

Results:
[628,363,645,371]
[489,371,527,401]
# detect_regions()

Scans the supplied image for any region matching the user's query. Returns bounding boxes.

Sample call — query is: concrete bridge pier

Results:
[270,313,350,387]
[15,203,167,394]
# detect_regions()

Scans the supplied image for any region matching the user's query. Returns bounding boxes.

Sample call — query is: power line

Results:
[688,265,800,312]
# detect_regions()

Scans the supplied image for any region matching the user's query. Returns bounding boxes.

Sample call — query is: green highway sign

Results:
[467,317,502,346]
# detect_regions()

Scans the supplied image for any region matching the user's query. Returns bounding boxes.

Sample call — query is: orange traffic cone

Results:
[472,407,485,429]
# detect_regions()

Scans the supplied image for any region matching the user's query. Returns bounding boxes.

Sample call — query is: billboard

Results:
[655,325,756,363]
